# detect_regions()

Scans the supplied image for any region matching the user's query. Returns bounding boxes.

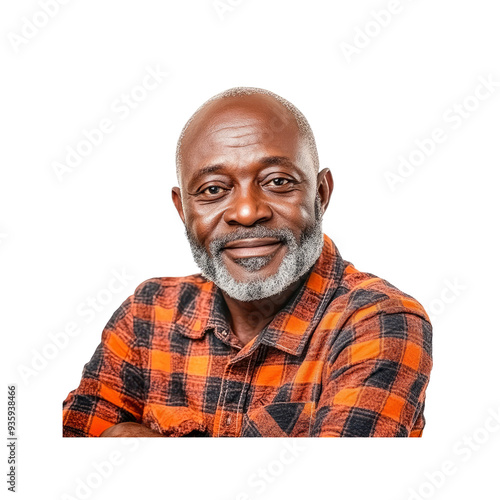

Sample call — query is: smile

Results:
[222,238,283,259]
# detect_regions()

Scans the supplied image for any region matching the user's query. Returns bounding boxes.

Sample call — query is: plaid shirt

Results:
[63,234,432,437]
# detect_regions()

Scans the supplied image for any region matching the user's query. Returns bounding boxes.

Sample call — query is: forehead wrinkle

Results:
[225,142,261,148]
[229,133,259,139]
[194,103,297,141]
[183,123,260,158]
[207,123,257,136]
[211,130,262,145]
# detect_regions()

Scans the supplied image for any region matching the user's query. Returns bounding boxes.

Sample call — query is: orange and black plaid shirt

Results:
[63,234,432,437]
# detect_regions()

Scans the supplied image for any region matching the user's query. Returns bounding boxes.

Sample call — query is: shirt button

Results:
[225,415,232,426]
[221,330,228,337]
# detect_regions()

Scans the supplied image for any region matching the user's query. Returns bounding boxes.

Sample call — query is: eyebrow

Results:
[259,156,296,169]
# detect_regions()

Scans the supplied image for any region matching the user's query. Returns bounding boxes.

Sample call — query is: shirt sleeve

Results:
[311,303,433,437]
[62,296,145,437]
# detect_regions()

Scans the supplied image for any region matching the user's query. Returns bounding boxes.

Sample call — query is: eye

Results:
[268,177,291,187]
[202,185,224,195]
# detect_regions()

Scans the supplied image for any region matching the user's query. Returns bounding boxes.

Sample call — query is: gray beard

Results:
[185,196,324,302]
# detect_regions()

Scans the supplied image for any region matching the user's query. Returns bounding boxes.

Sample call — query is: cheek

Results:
[274,198,315,230]
[185,205,223,243]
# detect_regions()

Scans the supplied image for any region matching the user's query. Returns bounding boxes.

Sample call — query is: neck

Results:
[220,274,308,346]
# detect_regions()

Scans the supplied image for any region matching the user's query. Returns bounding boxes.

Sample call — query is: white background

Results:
[2,0,500,499]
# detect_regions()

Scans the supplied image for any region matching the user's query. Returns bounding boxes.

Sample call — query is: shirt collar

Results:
[175,234,346,356]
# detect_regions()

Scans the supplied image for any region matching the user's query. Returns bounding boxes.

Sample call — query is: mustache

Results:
[209,226,295,255]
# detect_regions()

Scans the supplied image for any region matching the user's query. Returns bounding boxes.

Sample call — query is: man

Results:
[63,87,432,437]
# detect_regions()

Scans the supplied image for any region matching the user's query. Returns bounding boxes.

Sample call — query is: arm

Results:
[100,422,162,437]
[62,296,146,437]
[312,306,432,437]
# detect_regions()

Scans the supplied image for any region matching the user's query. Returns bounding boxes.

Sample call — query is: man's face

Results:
[173,95,328,301]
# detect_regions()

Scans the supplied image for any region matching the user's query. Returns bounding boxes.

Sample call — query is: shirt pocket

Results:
[240,401,316,437]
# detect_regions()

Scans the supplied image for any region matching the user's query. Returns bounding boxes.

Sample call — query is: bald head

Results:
[175,87,319,184]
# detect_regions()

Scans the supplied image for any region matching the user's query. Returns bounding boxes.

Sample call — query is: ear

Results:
[171,187,186,224]
[316,168,334,214]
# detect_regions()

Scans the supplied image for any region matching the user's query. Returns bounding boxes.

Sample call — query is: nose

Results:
[223,186,273,226]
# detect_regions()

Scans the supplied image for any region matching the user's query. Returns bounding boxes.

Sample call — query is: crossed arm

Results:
[100,422,162,437]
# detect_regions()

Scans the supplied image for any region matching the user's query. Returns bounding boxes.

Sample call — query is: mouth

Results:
[222,238,283,259]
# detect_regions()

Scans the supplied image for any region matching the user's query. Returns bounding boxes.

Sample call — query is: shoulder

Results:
[338,262,430,323]
[326,262,433,364]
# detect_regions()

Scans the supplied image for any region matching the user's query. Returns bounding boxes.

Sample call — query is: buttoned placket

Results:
[213,327,260,437]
